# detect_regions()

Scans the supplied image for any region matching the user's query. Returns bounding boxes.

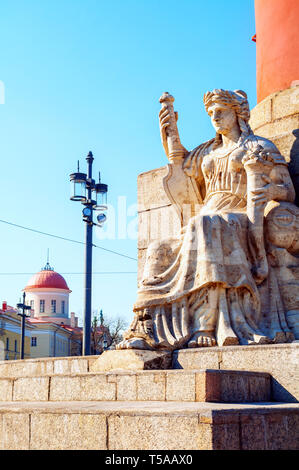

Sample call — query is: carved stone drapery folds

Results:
[118,89,299,351]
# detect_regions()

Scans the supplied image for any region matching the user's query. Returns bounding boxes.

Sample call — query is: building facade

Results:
[23,262,82,358]
[27,318,82,358]
[0,302,34,361]
[24,262,71,322]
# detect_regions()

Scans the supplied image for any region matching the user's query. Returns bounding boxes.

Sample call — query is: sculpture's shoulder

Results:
[251,134,279,153]
[187,139,214,159]
[246,134,287,165]
[183,139,214,179]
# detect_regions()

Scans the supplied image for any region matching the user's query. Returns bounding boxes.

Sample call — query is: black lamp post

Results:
[17,292,31,360]
[70,151,108,356]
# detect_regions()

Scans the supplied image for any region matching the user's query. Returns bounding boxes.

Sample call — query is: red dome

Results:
[25,269,70,291]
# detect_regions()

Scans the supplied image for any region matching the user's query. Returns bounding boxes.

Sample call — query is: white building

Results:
[23,262,81,358]
[24,262,72,324]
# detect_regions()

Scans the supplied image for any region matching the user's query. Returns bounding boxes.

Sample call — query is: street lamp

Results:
[70,167,87,202]
[94,179,108,210]
[70,151,108,356]
[17,292,31,360]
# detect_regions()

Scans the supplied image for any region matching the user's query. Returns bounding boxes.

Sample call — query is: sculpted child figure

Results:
[118,89,298,350]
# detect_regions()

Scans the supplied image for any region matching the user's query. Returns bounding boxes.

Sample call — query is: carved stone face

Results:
[207,103,238,135]
[265,203,299,253]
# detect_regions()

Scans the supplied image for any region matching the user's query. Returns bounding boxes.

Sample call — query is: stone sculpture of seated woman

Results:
[118,89,299,350]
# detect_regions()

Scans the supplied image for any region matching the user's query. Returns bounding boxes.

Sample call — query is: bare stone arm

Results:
[269,163,296,202]
[245,138,296,203]
[159,92,188,163]
[242,145,274,283]
[242,140,296,284]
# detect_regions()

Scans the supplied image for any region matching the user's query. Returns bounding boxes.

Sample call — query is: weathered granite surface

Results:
[90,349,172,371]
[0,355,96,377]
[0,401,298,450]
[173,343,299,403]
[0,367,271,404]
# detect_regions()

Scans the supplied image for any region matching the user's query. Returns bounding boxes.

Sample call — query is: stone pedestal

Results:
[173,343,299,403]
[0,352,298,449]
[137,166,181,282]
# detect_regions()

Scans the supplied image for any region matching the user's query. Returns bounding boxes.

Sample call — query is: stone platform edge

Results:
[173,342,299,403]
[0,401,298,450]
[0,343,298,403]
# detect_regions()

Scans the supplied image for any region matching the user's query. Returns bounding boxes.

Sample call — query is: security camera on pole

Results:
[70,151,108,355]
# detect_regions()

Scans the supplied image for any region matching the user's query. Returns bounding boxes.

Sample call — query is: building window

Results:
[30,300,34,310]
[6,337,9,351]
[14,340,17,352]
[61,301,65,315]
[40,300,45,313]
[31,337,37,347]
[51,300,56,314]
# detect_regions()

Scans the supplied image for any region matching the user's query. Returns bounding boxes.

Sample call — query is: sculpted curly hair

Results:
[183,89,254,182]
[203,89,253,149]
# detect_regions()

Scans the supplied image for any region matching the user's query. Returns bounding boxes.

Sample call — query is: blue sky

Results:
[0,0,257,326]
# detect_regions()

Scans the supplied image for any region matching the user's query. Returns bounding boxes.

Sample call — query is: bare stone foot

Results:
[271,331,294,343]
[285,331,295,342]
[221,336,239,346]
[187,331,217,348]
[247,334,272,345]
[256,335,272,344]
[116,338,152,350]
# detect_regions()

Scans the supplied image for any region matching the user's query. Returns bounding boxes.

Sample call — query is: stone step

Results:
[0,350,173,378]
[0,369,271,403]
[0,355,98,378]
[173,343,299,403]
[0,350,172,377]
[0,400,298,450]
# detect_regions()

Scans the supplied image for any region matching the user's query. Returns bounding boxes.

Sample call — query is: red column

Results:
[255,0,299,102]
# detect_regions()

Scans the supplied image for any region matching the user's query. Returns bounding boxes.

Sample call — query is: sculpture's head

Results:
[203,89,252,146]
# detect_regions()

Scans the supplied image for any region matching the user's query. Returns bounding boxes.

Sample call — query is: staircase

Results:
[0,348,298,450]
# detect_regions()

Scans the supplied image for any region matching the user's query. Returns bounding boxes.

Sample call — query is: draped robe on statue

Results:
[131,137,293,348]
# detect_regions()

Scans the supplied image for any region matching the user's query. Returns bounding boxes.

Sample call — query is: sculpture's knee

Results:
[142,238,180,281]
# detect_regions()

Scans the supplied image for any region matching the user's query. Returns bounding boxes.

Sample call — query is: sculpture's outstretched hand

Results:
[159,107,178,158]
[159,92,187,161]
